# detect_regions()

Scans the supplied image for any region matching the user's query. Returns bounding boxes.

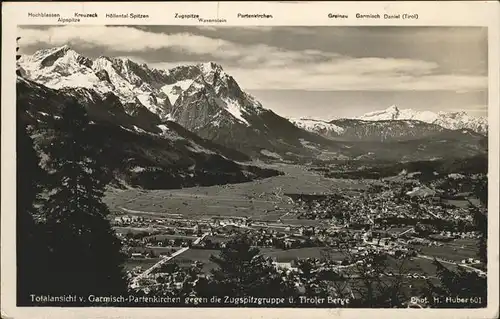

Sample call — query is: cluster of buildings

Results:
[461,257,481,265]
[431,231,481,240]
[290,181,478,232]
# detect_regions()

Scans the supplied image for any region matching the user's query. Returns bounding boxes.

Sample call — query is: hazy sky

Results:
[18,26,488,119]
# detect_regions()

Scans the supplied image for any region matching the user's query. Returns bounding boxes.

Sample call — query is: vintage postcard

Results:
[1,1,499,319]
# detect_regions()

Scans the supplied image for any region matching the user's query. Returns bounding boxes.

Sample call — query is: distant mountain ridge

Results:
[292,104,487,142]
[291,117,448,142]
[358,105,487,135]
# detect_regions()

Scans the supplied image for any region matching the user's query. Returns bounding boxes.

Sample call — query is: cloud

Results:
[228,67,487,91]
[141,55,485,92]
[18,25,487,92]
[194,26,219,32]
[19,26,229,54]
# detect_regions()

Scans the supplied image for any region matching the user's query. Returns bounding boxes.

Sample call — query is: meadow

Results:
[419,239,479,262]
[104,163,371,221]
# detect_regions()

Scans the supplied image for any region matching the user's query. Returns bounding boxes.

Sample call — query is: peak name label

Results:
[105,13,149,19]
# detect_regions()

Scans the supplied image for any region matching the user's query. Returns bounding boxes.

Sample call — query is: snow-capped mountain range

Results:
[290,119,346,136]
[19,46,487,138]
[292,105,487,141]
[358,105,487,135]
[18,45,487,162]
[19,45,264,127]
[19,45,346,161]
[292,117,452,142]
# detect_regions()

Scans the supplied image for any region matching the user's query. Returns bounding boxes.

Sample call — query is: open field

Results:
[452,238,479,248]
[419,239,479,262]
[443,198,481,208]
[385,256,438,275]
[104,163,372,221]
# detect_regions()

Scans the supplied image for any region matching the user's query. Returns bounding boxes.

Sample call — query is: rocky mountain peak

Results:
[199,61,224,73]
[27,45,77,67]
[386,104,400,113]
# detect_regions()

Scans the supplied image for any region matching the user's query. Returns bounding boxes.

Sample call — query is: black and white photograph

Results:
[13,24,491,309]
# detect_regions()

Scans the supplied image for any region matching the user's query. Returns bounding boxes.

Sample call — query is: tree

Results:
[173,238,183,246]
[425,175,488,308]
[197,235,296,298]
[16,91,49,304]
[158,262,180,274]
[471,176,487,263]
[295,258,347,299]
[425,260,486,308]
[41,100,127,299]
[333,244,411,308]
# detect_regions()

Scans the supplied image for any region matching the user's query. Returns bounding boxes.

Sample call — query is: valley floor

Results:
[104,163,373,222]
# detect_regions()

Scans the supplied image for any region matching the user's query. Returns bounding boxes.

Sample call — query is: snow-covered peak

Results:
[291,118,345,135]
[39,45,70,56]
[438,110,467,118]
[361,104,402,121]
[386,104,399,113]
[359,106,487,135]
[29,45,70,61]
[122,57,134,65]
[19,46,109,96]
[21,45,87,70]
[199,61,224,74]
[197,61,231,88]
[92,56,113,70]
